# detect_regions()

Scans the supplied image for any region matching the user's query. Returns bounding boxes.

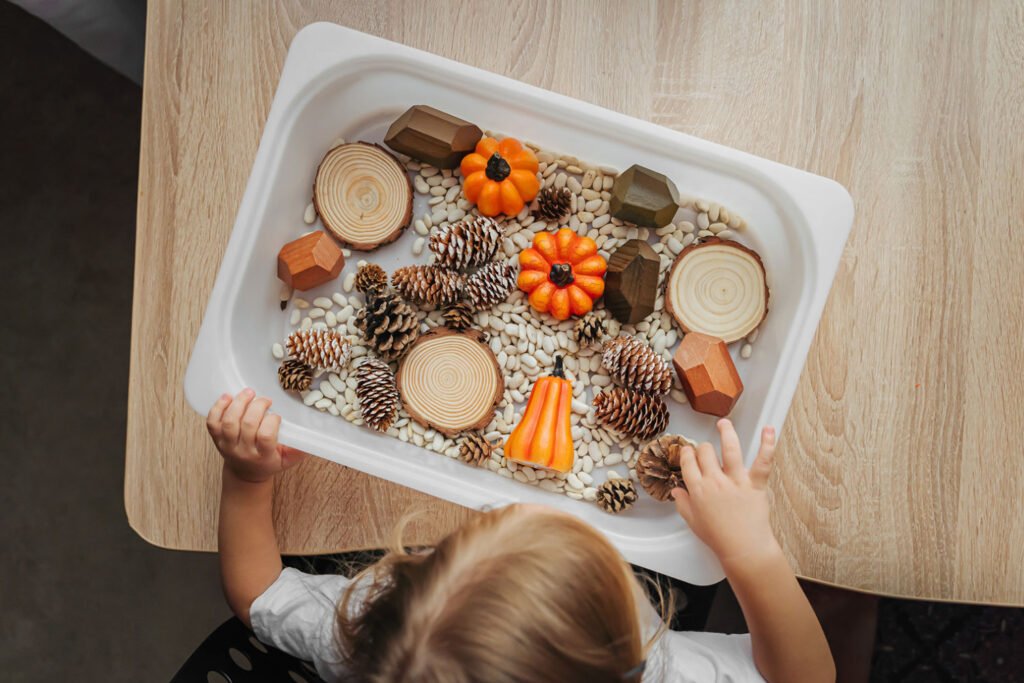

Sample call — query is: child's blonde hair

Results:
[337,504,668,682]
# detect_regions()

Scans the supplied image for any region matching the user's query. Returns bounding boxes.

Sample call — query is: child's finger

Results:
[206,393,232,437]
[717,419,744,479]
[240,398,273,451]
[679,445,702,487]
[256,412,282,457]
[749,427,777,489]
[695,442,722,478]
[670,487,693,521]
[220,389,255,444]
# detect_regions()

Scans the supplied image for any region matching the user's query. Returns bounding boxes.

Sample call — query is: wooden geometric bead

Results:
[609,164,680,228]
[603,239,660,324]
[672,332,743,417]
[276,231,345,291]
[384,105,483,169]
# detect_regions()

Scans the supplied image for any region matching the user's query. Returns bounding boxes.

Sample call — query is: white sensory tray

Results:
[184,23,854,584]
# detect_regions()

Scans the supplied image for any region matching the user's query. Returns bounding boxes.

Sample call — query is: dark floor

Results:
[2,3,1022,682]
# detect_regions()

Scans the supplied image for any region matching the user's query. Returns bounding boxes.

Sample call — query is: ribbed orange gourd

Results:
[459,137,540,217]
[517,228,607,320]
[505,356,574,473]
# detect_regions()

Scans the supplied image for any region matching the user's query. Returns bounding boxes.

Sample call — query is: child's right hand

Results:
[671,419,780,569]
[206,389,308,483]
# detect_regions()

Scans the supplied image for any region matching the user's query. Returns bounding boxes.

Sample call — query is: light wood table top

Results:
[126,1,1024,606]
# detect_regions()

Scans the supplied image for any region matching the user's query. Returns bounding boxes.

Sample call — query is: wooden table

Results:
[126,1,1024,606]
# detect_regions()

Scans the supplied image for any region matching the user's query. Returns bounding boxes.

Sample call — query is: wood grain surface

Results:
[126,0,1024,605]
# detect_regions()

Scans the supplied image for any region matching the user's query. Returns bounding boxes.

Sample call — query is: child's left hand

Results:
[206,389,308,483]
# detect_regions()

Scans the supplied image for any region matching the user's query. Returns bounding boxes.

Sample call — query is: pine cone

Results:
[392,265,465,307]
[636,435,697,502]
[574,313,606,347]
[354,293,420,361]
[429,216,502,270]
[535,186,572,222]
[602,335,672,395]
[286,329,350,371]
[459,432,493,467]
[443,301,476,330]
[354,263,388,295]
[596,477,639,513]
[356,358,399,432]
[592,387,669,440]
[277,358,313,392]
[465,261,517,310]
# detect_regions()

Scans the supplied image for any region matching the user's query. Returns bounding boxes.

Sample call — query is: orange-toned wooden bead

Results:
[277,231,345,291]
[672,332,743,417]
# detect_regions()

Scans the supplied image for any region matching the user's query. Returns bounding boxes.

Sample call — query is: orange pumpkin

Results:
[459,137,540,217]
[517,228,607,320]
[505,356,574,473]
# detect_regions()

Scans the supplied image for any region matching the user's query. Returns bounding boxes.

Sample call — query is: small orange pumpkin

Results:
[505,356,574,473]
[517,228,607,320]
[459,137,540,217]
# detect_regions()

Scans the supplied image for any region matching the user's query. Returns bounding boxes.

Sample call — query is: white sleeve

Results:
[649,630,766,683]
[249,568,352,681]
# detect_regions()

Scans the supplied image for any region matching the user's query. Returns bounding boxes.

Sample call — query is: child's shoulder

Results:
[648,629,765,683]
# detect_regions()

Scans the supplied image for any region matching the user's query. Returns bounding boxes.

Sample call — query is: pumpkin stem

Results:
[549,263,574,287]
[485,153,512,182]
[552,355,565,378]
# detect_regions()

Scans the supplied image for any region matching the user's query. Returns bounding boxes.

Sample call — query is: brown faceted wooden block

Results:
[384,105,482,169]
[277,231,345,291]
[609,164,680,227]
[604,239,660,324]
[672,332,744,417]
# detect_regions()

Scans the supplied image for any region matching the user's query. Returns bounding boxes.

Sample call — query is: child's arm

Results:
[671,420,835,683]
[206,389,308,627]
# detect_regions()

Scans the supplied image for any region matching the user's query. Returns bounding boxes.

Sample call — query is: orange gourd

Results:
[505,356,574,473]
[516,228,607,320]
[460,137,540,217]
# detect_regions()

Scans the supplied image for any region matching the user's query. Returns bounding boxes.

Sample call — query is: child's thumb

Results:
[278,445,311,469]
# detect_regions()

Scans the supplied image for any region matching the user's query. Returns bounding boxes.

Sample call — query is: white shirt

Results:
[251,568,765,682]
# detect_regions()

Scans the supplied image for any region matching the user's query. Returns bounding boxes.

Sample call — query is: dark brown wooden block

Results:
[672,331,744,417]
[276,231,345,291]
[609,164,680,227]
[604,239,660,324]
[384,105,482,169]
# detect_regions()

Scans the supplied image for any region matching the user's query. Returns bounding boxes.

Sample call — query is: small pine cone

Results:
[465,261,517,310]
[354,263,388,295]
[356,358,399,432]
[596,478,639,514]
[429,217,503,270]
[286,329,350,371]
[574,313,606,347]
[277,358,313,392]
[392,265,465,307]
[602,335,672,395]
[636,435,697,502]
[459,432,493,467]
[535,186,572,222]
[592,387,669,440]
[443,301,476,330]
[354,294,420,361]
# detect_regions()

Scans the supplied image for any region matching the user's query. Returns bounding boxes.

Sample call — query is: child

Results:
[208,389,835,682]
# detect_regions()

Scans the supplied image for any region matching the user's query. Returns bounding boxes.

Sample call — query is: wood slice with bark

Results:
[313,142,413,250]
[665,237,769,343]
[396,328,504,437]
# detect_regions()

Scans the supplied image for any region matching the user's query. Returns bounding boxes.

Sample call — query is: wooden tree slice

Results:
[665,237,769,343]
[396,328,504,437]
[313,142,413,251]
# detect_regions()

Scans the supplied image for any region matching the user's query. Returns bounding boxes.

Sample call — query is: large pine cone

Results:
[355,358,399,432]
[459,432,493,467]
[286,329,350,371]
[535,186,572,222]
[602,335,672,395]
[574,313,606,347]
[636,434,698,502]
[392,265,465,306]
[442,301,476,330]
[354,293,420,361]
[592,387,669,440]
[429,216,502,270]
[596,477,639,513]
[465,261,517,310]
[354,263,388,295]
[277,358,313,392]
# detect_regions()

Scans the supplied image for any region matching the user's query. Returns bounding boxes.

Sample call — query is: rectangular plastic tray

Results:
[184,23,853,584]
